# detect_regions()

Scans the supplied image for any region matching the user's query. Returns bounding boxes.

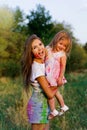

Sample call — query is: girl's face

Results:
[56,38,69,52]
[32,39,45,59]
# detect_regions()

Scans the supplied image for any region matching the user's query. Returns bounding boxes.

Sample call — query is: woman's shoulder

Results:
[31,61,45,81]
[32,61,44,68]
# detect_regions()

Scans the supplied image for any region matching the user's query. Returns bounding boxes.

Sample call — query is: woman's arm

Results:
[36,76,58,99]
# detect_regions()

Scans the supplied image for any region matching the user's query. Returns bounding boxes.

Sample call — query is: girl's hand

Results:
[57,77,63,87]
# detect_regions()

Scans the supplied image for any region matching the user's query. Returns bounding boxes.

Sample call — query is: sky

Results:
[0,0,87,45]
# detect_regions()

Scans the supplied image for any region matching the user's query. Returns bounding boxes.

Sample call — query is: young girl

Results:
[45,30,72,119]
[21,34,58,130]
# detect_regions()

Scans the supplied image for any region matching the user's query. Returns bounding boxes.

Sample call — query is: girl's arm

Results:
[36,76,58,99]
[57,55,67,86]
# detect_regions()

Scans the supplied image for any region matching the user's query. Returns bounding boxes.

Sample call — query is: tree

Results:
[66,42,87,71]
[0,7,26,77]
[0,7,14,30]
[12,7,27,34]
[83,42,87,53]
[26,4,54,44]
[0,7,14,60]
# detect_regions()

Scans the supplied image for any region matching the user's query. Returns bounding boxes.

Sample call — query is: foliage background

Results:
[0,4,87,130]
[0,5,87,77]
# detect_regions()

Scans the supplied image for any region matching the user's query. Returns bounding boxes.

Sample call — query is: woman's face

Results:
[32,39,45,59]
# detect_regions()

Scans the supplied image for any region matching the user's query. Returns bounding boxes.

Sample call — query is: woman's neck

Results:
[34,58,44,63]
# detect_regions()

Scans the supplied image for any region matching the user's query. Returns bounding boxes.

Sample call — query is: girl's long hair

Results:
[21,34,41,90]
[49,30,72,56]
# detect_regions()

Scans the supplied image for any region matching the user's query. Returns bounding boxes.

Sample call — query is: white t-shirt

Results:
[30,61,45,92]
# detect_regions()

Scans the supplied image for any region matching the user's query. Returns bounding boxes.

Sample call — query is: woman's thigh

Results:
[27,92,49,123]
[32,123,49,130]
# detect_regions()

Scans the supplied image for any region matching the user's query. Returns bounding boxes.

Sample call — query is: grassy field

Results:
[0,72,87,130]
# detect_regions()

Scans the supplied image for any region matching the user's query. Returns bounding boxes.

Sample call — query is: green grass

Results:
[50,72,87,130]
[0,76,31,130]
[0,72,87,130]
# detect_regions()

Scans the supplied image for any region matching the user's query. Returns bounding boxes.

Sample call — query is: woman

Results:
[21,34,58,130]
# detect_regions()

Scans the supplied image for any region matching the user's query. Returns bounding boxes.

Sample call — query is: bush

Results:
[0,60,21,78]
[66,43,87,72]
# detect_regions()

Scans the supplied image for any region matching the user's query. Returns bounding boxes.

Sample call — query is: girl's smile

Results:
[55,38,69,52]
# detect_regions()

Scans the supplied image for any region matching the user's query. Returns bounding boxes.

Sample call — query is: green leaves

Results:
[0,7,14,30]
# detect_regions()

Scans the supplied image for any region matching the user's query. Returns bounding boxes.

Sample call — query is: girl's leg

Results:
[32,123,49,130]
[55,90,69,116]
[55,90,65,107]
[48,98,59,119]
[48,98,55,111]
